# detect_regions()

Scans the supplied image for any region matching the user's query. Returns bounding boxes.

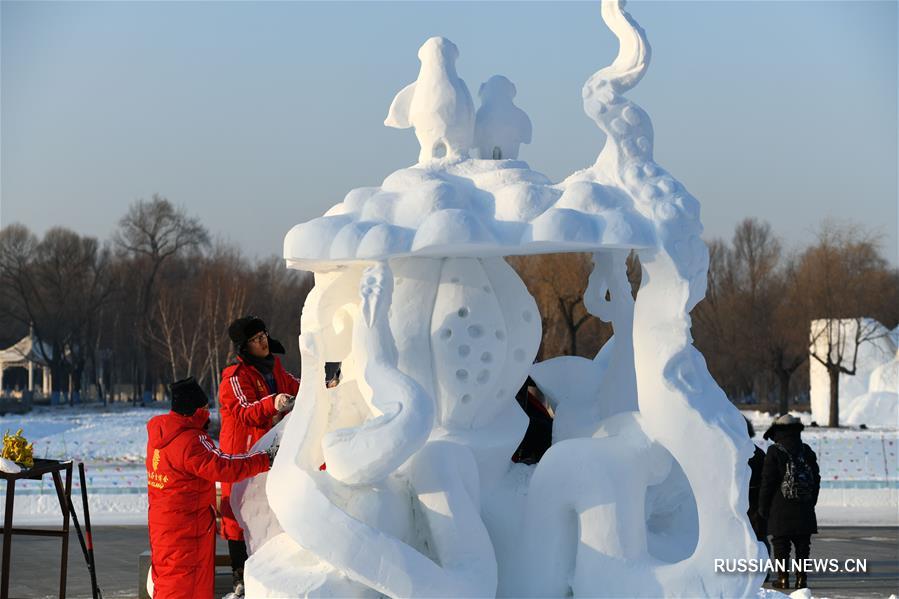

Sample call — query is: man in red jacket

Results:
[219,316,299,597]
[146,377,275,599]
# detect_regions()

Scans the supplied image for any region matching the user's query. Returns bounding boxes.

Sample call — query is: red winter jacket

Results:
[146,409,269,599]
[218,355,300,540]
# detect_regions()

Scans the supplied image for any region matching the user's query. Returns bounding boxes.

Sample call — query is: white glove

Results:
[274,393,295,413]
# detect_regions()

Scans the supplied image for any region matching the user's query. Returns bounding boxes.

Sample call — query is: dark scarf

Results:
[241,351,275,375]
[236,337,285,394]
[236,336,285,375]
[240,352,274,394]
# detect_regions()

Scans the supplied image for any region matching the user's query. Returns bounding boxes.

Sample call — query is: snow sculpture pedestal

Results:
[234,2,766,597]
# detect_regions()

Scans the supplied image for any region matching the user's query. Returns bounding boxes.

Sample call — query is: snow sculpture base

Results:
[245,533,379,598]
[238,2,766,597]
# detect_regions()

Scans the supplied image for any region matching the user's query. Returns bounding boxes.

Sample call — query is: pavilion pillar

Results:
[27,361,34,392]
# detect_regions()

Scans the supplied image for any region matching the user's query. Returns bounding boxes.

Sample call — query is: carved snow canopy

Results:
[283,161,656,269]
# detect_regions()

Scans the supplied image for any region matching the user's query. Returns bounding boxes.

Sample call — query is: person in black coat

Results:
[758,414,821,590]
[745,418,770,561]
[511,377,553,465]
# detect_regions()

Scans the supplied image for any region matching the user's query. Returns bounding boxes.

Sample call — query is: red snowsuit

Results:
[146,409,269,599]
[218,356,299,540]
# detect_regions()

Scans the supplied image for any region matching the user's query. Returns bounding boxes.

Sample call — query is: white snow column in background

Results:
[809,318,898,427]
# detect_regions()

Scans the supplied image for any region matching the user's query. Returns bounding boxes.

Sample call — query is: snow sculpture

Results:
[474,75,532,160]
[532,249,637,441]
[809,318,898,426]
[385,36,475,162]
[236,2,765,597]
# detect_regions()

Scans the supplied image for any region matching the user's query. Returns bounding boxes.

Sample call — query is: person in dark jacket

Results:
[745,418,770,567]
[512,377,553,465]
[758,414,821,590]
[325,362,341,389]
[146,378,276,599]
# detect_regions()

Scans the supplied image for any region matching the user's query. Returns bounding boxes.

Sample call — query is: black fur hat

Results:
[170,377,208,415]
[228,316,286,355]
[228,316,267,350]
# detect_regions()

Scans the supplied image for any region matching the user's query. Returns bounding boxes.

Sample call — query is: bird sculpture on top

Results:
[385,37,475,163]
[474,75,532,160]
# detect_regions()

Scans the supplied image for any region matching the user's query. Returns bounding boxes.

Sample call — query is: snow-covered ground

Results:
[0,405,164,525]
[0,406,895,526]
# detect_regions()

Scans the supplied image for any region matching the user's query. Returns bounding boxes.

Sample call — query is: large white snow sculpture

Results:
[236,2,765,597]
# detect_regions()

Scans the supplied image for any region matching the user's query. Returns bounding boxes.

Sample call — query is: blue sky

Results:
[2,1,897,263]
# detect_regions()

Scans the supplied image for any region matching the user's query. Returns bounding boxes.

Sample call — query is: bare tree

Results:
[0,225,116,402]
[149,284,206,381]
[768,256,809,413]
[799,222,893,426]
[693,219,780,406]
[198,243,251,401]
[114,195,209,398]
[731,219,785,404]
[692,241,734,362]
[244,256,314,374]
[695,220,818,410]
[143,242,312,404]
[156,242,254,401]
[508,253,610,359]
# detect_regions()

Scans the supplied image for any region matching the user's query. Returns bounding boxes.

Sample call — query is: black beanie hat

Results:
[229,316,267,350]
[170,377,208,416]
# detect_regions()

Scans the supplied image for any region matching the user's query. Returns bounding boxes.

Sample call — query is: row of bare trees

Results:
[1,200,895,420]
[510,219,897,423]
[695,219,897,422]
[0,195,312,404]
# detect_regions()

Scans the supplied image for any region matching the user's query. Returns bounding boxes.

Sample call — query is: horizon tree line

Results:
[0,195,312,406]
[1,199,896,425]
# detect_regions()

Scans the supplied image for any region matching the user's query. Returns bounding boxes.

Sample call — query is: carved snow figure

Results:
[474,75,532,160]
[238,263,500,597]
[235,2,766,597]
[531,249,637,442]
[385,36,475,163]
